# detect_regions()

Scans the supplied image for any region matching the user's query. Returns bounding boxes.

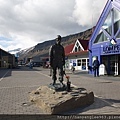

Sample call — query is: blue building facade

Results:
[89,0,120,76]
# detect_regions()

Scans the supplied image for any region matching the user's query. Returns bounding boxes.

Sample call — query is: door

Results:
[109,55,118,75]
[118,55,120,75]
[101,55,119,75]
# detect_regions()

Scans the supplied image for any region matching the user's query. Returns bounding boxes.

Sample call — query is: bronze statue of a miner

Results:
[49,35,65,86]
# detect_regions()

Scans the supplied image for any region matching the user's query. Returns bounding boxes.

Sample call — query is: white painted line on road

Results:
[0,70,10,82]
[35,71,51,78]
[0,85,40,89]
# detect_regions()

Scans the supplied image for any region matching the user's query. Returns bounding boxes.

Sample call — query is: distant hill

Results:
[18,27,94,61]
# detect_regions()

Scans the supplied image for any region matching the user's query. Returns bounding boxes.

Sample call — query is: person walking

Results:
[93,56,100,77]
[49,35,65,86]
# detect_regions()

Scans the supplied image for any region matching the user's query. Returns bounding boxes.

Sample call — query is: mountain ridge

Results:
[18,27,94,61]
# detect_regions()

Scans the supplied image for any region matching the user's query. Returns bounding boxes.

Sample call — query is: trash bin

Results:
[99,64,106,75]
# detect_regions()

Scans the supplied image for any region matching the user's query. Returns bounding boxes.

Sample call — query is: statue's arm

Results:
[49,46,53,67]
[62,47,65,66]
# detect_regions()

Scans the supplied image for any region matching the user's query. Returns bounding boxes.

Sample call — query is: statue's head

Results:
[56,35,61,44]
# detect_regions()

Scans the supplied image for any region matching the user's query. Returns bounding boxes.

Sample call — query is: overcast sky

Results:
[0,0,107,52]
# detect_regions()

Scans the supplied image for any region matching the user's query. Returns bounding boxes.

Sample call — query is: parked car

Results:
[25,62,30,67]
[33,62,42,67]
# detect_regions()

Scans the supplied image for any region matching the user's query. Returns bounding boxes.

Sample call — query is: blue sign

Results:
[103,44,120,54]
[73,63,76,66]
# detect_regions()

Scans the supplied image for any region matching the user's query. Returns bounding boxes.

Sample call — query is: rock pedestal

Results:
[29,85,94,114]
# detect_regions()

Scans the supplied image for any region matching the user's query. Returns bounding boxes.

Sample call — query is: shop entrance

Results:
[101,55,120,76]
[118,56,120,75]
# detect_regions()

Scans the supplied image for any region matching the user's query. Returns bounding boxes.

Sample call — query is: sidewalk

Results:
[0,67,120,116]
[29,67,120,114]
[64,70,120,114]
[67,69,120,81]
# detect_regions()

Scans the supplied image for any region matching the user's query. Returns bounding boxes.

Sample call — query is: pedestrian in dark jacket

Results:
[93,57,100,77]
[49,35,65,85]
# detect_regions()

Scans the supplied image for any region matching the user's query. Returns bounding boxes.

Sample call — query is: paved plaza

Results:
[0,66,120,119]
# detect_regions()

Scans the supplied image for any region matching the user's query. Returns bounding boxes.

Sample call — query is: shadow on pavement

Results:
[0,69,12,78]
[65,97,114,115]
[0,66,42,79]
[63,97,113,114]
[12,66,42,71]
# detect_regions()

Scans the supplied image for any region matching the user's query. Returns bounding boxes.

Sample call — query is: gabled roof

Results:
[64,39,89,56]
[64,44,74,55]
[78,39,89,50]
[0,48,14,56]
[89,0,120,46]
[72,39,89,52]
[66,50,88,57]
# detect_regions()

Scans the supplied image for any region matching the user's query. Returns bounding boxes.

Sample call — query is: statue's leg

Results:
[52,67,57,85]
[58,66,64,85]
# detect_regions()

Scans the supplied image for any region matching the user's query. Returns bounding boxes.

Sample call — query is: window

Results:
[75,47,77,52]
[114,9,120,35]
[94,31,108,43]
[94,8,120,44]
[78,46,81,51]
[116,32,120,38]
[74,41,82,52]
[76,42,79,47]
[87,59,89,66]
[94,11,112,43]
[77,59,81,66]
[82,59,86,70]
[102,11,112,35]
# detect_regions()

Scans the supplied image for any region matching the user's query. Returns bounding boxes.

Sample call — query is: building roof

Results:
[64,44,74,55]
[78,39,89,50]
[89,0,120,46]
[0,48,14,56]
[66,50,88,57]
[64,39,89,56]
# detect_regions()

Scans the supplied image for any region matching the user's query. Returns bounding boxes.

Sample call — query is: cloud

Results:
[73,0,107,27]
[0,0,107,51]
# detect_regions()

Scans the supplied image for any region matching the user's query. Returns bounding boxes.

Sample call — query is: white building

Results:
[64,39,89,71]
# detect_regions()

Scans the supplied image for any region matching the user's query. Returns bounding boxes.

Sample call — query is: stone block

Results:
[29,86,94,114]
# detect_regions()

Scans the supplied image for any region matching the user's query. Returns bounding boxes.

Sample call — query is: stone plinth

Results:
[29,85,94,114]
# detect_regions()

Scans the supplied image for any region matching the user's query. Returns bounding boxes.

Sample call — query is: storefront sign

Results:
[103,44,120,54]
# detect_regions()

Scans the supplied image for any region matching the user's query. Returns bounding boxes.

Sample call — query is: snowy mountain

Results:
[17,46,35,58]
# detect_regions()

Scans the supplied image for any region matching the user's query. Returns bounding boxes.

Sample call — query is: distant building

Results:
[64,39,89,71]
[0,48,16,68]
[89,0,120,76]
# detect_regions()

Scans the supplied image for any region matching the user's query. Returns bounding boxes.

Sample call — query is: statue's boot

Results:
[60,81,65,87]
